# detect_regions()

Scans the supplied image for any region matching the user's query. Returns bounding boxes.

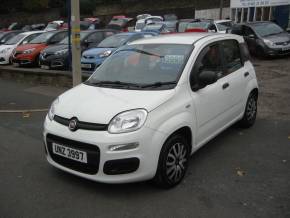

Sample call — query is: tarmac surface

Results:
[0,57,289,218]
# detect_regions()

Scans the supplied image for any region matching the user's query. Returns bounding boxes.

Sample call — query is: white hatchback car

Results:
[43,33,258,188]
[0,31,44,65]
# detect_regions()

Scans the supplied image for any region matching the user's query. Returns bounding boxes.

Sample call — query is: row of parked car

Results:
[1,14,290,73]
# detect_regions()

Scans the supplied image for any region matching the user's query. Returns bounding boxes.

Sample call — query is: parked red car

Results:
[12,30,67,67]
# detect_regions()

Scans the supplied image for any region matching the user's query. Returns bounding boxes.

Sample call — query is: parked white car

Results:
[135,16,164,32]
[43,33,258,188]
[0,31,44,64]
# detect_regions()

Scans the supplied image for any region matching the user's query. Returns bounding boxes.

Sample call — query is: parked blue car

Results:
[81,32,157,72]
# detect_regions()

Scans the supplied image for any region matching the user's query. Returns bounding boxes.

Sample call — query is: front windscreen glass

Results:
[4,33,25,45]
[86,44,192,90]
[29,31,55,44]
[252,22,284,37]
[216,21,232,31]
[98,35,130,48]
[59,32,88,44]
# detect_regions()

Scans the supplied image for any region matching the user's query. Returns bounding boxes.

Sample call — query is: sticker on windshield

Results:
[162,55,184,64]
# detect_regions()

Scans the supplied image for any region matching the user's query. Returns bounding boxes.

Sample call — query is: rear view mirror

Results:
[198,70,218,88]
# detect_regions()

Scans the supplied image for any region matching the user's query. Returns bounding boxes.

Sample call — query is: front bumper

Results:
[0,55,9,64]
[264,46,290,57]
[12,53,36,66]
[43,116,165,184]
[39,53,69,70]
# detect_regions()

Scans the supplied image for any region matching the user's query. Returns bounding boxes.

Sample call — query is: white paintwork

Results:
[134,16,164,32]
[0,31,45,64]
[43,33,258,184]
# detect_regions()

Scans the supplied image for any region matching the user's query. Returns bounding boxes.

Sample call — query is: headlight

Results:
[47,98,59,121]
[99,50,112,58]
[54,49,68,56]
[263,39,274,47]
[108,109,148,134]
[23,48,36,54]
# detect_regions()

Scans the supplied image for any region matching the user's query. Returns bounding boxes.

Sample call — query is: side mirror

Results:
[208,24,217,32]
[198,70,218,88]
[22,40,28,45]
[248,34,255,39]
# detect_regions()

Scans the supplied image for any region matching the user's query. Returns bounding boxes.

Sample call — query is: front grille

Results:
[54,115,108,131]
[83,55,95,59]
[46,134,100,174]
[275,40,290,46]
[42,53,54,59]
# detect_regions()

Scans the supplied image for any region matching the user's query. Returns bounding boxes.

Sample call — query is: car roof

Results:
[214,19,231,23]
[130,33,216,45]
[21,30,46,35]
[81,29,117,33]
[240,21,274,26]
[130,32,243,45]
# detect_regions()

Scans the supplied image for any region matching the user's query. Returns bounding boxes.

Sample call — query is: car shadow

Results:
[48,121,254,193]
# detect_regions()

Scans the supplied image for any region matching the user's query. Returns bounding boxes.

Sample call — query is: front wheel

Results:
[153,134,190,188]
[239,92,258,128]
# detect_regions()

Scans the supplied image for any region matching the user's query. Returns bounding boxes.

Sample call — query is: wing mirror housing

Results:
[198,70,218,88]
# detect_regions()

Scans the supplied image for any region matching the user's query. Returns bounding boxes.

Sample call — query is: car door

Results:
[219,39,247,121]
[243,26,257,53]
[190,42,232,146]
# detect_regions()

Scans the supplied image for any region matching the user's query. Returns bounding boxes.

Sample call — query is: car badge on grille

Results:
[68,118,78,131]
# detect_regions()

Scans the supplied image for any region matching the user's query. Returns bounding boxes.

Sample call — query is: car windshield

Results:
[46,23,58,29]
[252,22,284,37]
[216,21,232,31]
[86,44,192,90]
[29,32,55,44]
[4,33,25,45]
[187,22,209,29]
[59,32,87,44]
[98,34,130,48]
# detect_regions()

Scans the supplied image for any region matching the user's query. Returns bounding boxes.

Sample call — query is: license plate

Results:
[41,65,50,70]
[52,143,87,163]
[282,47,290,51]
[13,62,19,67]
[81,63,91,69]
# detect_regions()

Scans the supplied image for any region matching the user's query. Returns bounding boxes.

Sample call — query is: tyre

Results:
[153,134,190,188]
[239,92,258,128]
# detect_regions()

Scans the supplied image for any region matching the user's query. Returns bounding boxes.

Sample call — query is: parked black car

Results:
[39,29,118,70]
[230,21,290,57]
[0,31,23,45]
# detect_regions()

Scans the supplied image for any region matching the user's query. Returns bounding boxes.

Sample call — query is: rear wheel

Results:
[153,134,190,188]
[239,92,258,128]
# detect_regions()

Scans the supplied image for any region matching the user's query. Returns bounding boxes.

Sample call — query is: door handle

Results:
[244,72,249,77]
[222,83,229,90]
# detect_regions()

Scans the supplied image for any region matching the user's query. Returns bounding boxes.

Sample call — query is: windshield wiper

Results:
[141,81,177,88]
[118,48,164,58]
[88,80,142,88]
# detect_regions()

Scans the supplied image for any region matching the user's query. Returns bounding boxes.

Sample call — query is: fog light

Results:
[108,142,139,151]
